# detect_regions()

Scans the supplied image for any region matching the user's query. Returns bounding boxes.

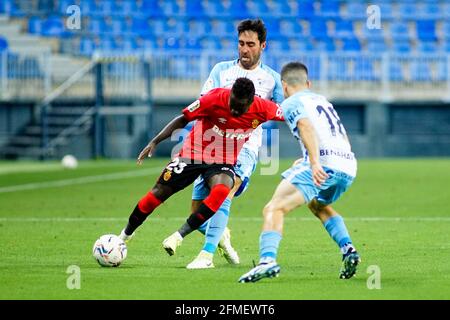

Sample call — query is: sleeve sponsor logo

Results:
[187,100,201,112]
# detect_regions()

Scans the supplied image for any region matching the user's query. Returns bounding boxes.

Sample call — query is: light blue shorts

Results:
[192,147,258,200]
[281,163,355,205]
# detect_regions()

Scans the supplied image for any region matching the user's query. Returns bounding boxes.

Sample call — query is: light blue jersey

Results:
[281,90,357,205]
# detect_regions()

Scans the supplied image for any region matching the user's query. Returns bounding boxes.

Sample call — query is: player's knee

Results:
[191,200,202,213]
[227,177,242,199]
[308,200,321,216]
[263,200,287,218]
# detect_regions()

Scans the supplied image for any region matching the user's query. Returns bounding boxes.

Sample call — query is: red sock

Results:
[203,184,231,212]
[137,191,162,214]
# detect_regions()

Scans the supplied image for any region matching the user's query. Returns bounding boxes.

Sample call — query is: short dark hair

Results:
[237,19,267,43]
[231,77,255,100]
[281,62,309,85]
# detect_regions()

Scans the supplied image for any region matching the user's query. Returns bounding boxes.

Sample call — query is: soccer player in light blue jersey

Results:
[239,62,361,283]
[163,19,284,269]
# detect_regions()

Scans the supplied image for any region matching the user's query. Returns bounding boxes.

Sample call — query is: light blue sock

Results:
[323,215,353,252]
[202,198,231,254]
[259,230,282,263]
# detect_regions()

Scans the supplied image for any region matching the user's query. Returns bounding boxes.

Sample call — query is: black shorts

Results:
[157,157,235,193]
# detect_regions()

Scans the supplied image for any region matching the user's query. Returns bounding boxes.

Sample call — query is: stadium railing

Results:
[0,50,449,103]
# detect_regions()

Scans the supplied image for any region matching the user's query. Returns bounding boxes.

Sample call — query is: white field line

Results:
[0,168,162,194]
[0,217,449,222]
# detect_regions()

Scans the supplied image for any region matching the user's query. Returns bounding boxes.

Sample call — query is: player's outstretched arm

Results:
[297,118,328,186]
[137,115,189,165]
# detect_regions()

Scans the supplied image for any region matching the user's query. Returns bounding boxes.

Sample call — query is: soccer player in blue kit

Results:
[239,62,361,283]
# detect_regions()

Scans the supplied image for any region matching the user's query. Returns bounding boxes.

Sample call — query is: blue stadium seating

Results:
[0,0,447,83]
[0,36,8,51]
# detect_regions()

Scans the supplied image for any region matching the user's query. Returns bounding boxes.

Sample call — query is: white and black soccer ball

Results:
[61,154,78,169]
[92,234,127,267]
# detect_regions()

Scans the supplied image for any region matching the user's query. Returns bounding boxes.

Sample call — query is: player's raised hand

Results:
[311,163,329,187]
[137,141,156,165]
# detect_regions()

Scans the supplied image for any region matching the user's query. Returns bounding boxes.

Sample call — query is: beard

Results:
[239,52,261,70]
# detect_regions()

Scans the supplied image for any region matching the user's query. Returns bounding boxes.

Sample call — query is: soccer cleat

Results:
[118,229,134,244]
[238,262,281,283]
[162,231,183,256]
[339,250,361,279]
[186,250,215,269]
[217,227,240,265]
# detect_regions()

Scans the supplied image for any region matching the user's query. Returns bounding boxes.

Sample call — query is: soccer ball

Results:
[92,234,127,267]
[61,154,78,169]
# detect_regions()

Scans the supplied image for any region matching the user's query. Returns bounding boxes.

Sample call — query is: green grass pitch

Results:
[0,158,449,300]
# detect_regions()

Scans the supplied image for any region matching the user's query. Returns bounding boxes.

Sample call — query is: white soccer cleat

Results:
[118,229,134,243]
[186,250,215,269]
[162,231,183,256]
[238,261,281,283]
[217,227,240,265]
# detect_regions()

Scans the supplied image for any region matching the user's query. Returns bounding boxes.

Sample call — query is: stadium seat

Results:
[397,2,418,20]
[161,0,182,17]
[186,0,205,18]
[419,2,441,19]
[342,38,361,52]
[264,18,281,37]
[410,61,432,82]
[319,0,341,18]
[289,37,315,52]
[225,0,249,19]
[378,1,394,20]
[434,59,448,81]
[131,17,151,37]
[279,18,303,37]
[416,20,437,41]
[334,20,355,39]
[210,19,235,37]
[28,16,43,34]
[361,26,385,42]
[417,40,439,53]
[185,18,211,36]
[164,37,180,50]
[200,36,222,50]
[392,40,412,53]
[389,61,404,82]
[41,16,67,37]
[354,59,379,81]
[0,0,24,17]
[327,59,349,81]
[0,36,8,51]
[390,22,411,41]
[343,2,367,20]
[246,0,269,18]
[267,37,290,53]
[79,37,96,56]
[121,1,138,16]
[315,38,336,52]
[203,0,225,17]
[269,0,294,18]
[297,1,315,19]
[366,40,388,53]
[140,0,163,18]
[309,18,330,40]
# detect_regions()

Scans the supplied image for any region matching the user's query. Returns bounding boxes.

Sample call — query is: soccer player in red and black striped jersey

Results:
[118,78,284,256]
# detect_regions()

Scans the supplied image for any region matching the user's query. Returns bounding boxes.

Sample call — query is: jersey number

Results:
[316,105,344,137]
[166,157,187,174]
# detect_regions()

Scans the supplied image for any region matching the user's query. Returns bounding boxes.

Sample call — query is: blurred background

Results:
[0,0,449,160]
